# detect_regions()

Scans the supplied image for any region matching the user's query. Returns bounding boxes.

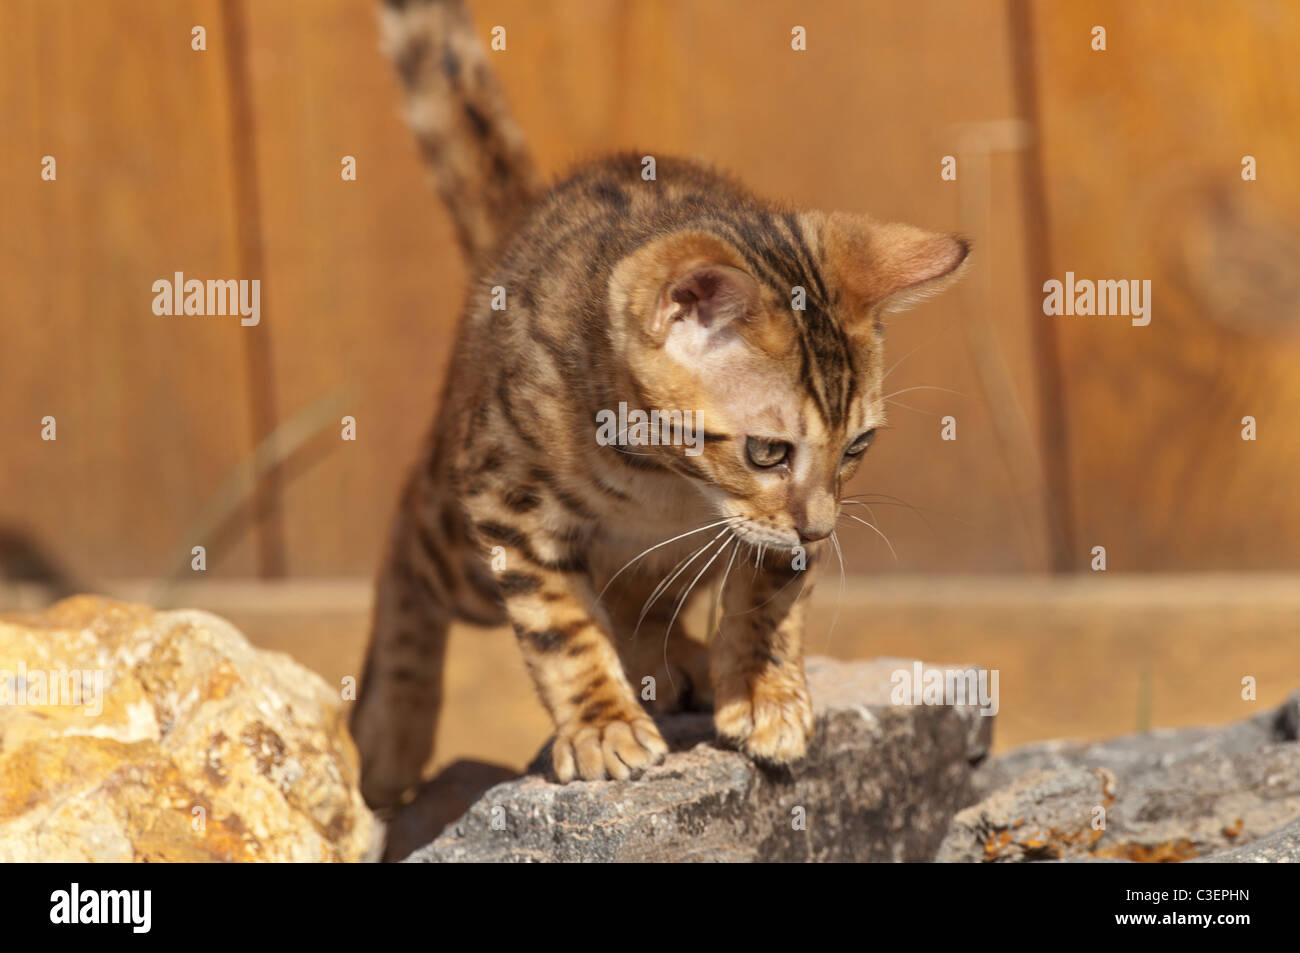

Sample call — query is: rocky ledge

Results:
[938,689,1300,862]
[403,656,994,862]
[399,660,1300,863]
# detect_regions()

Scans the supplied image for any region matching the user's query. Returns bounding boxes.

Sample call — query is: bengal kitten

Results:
[353,0,970,807]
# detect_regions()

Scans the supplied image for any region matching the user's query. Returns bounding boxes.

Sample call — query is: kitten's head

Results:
[609,210,968,552]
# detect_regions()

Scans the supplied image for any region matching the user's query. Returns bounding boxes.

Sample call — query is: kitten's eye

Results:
[746,437,791,469]
[844,429,877,458]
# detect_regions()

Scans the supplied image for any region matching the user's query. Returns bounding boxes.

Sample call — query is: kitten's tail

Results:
[379,0,543,265]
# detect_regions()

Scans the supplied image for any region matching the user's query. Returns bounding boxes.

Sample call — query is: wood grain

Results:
[1028,0,1300,569]
[2,1,1297,581]
[0,0,260,581]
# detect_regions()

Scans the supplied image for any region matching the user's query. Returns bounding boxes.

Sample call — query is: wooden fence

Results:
[2,0,1298,585]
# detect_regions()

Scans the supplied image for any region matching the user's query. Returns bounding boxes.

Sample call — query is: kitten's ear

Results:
[651,264,759,339]
[821,211,970,315]
[610,231,762,347]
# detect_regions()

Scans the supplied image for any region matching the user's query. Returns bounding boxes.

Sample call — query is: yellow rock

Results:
[0,596,377,862]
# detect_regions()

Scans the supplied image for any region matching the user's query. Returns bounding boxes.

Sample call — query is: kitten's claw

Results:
[552,713,668,782]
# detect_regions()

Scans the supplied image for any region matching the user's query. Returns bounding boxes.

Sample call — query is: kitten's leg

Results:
[710,556,817,763]
[471,514,668,781]
[606,585,714,716]
[351,519,450,808]
[350,459,504,809]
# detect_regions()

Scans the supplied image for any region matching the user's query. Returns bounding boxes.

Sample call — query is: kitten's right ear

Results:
[609,231,761,347]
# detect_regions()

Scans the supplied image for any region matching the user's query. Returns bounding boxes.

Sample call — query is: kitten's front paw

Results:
[551,708,668,782]
[714,679,815,765]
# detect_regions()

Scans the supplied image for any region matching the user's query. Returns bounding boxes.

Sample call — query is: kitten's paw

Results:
[551,710,668,782]
[714,680,815,765]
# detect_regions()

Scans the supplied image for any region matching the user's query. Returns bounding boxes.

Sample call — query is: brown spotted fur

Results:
[354,0,969,807]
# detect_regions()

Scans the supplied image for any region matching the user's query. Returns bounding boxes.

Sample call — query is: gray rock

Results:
[383,760,518,862]
[1193,817,1300,862]
[935,766,1117,862]
[403,656,993,862]
[943,691,1300,863]
[972,690,1299,799]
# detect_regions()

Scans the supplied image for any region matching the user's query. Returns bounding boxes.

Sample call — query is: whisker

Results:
[597,517,738,603]
[839,513,900,565]
[842,494,971,530]
[626,547,699,641]
[633,526,731,637]
[881,336,933,384]
[842,500,933,536]
[710,535,742,644]
[843,491,915,503]
[824,531,846,651]
[880,384,965,401]
[884,398,939,416]
[863,502,890,544]
[663,534,735,694]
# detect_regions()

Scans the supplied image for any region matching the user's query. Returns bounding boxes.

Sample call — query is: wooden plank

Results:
[0,0,260,581]
[240,0,466,576]
[1028,0,1300,569]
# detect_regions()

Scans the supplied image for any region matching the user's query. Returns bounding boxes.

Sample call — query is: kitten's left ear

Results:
[820,211,971,316]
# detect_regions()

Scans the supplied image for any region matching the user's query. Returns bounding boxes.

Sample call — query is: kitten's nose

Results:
[794,492,836,544]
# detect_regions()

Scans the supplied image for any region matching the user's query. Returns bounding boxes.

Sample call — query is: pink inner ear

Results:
[661,265,759,330]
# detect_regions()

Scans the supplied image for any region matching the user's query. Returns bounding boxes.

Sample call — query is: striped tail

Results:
[379,0,543,265]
